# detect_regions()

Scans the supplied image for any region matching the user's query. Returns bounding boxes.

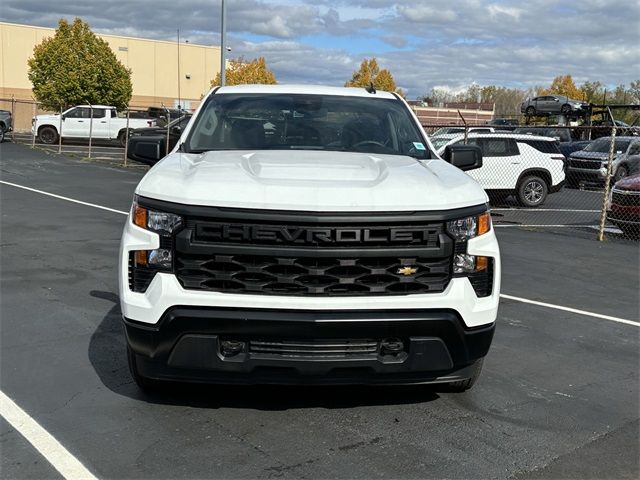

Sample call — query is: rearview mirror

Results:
[443,144,483,171]
[127,136,165,165]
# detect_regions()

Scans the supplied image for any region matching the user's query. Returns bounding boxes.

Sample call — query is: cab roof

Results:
[214,84,398,99]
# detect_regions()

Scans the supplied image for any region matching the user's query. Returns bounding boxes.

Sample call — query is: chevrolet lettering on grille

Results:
[195,223,439,245]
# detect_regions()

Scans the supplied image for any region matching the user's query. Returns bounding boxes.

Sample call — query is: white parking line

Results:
[0,180,128,215]
[500,294,639,327]
[0,390,98,480]
[2,179,637,328]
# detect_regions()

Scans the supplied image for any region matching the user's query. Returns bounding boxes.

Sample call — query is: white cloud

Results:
[2,0,638,97]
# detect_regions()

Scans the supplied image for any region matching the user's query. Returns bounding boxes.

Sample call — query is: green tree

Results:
[540,75,582,99]
[580,81,604,103]
[28,18,132,110]
[345,58,402,94]
[212,57,277,86]
[629,80,640,103]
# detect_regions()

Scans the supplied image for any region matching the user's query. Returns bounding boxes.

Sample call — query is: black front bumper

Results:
[124,308,494,385]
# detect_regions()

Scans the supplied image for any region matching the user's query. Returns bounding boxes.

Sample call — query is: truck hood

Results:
[135,150,488,212]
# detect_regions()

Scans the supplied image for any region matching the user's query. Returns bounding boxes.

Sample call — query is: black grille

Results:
[174,213,454,296]
[569,159,602,170]
[176,254,451,295]
[248,339,379,359]
[612,190,640,207]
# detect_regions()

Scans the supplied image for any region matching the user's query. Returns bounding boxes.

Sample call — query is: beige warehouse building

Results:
[0,21,221,129]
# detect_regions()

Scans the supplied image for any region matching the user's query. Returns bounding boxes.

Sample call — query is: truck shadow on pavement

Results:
[88,290,441,409]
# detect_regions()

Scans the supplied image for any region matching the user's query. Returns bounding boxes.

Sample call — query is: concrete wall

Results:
[0,21,220,125]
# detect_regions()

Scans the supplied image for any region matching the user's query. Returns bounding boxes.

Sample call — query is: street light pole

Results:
[177,29,181,109]
[220,0,227,86]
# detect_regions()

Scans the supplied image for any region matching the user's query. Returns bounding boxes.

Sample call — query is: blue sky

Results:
[2,0,638,97]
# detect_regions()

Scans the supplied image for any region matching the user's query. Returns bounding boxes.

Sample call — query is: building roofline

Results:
[0,21,220,51]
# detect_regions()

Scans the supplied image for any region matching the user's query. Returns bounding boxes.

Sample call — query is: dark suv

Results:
[0,110,12,142]
[514,127,590,157]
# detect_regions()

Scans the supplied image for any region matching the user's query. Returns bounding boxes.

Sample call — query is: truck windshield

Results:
[184,93,431,159]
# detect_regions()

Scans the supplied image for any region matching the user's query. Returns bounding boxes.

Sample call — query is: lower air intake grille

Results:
[248,339,379,359]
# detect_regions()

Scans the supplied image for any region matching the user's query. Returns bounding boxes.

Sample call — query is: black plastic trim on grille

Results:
[136,195,488,223]
[568,159,602,170]
[611,190,640,207]
[130,197,491,297]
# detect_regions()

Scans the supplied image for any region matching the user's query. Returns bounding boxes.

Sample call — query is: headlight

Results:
[447,211,491,241]
[129,200,182,290]
[447,211,492,276]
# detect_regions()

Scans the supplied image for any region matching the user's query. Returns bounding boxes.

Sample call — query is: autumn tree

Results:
[345,58,403,94]
[211,57,277,86]
[28,18,132,110]
[540,75,583,99]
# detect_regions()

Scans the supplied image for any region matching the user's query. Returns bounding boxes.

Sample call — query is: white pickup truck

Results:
[120,84,501,392]
[32,105,155,147]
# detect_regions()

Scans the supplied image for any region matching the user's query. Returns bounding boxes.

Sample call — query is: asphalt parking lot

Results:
[1,142,638,479]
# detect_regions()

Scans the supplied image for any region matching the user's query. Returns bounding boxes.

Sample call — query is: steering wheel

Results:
[352,140,388,149]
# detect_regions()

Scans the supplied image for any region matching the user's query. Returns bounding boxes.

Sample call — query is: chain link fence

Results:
[422,114,639,242]
[0,97,188,167]
[1,97,638,242]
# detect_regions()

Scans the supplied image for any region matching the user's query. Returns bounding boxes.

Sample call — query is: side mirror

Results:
[61,115,67,121]
[171,125,182,134]
[127,136,165,165]
[443,144,483,171]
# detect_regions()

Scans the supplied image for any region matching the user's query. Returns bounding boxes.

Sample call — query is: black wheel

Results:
[525,106,535,116]
[127,346,163,392]
[517,175,548,207]
[0,127,4,143]
[38,126,58,144]
[614,165,628,183]
[118,130,131,148]
[560,104,572,115]
[443,359,484,392]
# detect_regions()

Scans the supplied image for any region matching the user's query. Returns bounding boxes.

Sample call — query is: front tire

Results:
[38,126,58,144]
[561,104,572,115]
[525,106,535,116]
[118,129,132,148]
[517,175,548,207]
[0,127,4,143]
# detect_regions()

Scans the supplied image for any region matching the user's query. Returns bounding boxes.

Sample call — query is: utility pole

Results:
[177,29,181,109]
[220,0,227,86]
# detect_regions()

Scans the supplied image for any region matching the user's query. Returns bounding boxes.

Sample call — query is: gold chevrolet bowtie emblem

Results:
[397,266,418,276]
